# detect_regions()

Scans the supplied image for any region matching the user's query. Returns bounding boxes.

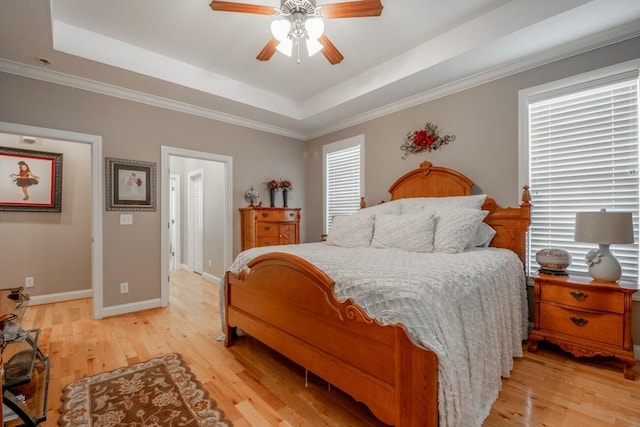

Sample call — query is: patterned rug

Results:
[59,353,232,427]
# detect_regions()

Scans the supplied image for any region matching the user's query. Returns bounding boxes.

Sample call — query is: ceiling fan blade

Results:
[209,1,276,15]
[320,0,383,19]
[318,35,344,65]
[257,37,278,61]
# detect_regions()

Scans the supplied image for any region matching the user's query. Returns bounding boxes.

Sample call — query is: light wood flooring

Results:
[18,270,640,426]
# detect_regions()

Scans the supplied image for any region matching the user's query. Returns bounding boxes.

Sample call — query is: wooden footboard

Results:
[224,253,439,426]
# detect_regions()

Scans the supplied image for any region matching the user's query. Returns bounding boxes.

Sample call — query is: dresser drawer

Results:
[539,303,623,347]
[256,237,279,247]
[256,209,298,222]
[256,223,280,237]
[540,283,624,313]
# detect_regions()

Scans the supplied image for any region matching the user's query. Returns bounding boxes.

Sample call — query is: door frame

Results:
[0,121,104,318]
[160,146,233,306]
[187,168,204,274]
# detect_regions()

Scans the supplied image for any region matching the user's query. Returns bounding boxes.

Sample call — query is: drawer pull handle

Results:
[261,213,269,218]
[264,241,271,246]
[569,291,588,301]
[289,213,294,217]
[264,225,271,231]
[569,316,588,327]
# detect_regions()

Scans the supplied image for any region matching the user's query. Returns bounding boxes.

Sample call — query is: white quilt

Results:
[227,243,528,427]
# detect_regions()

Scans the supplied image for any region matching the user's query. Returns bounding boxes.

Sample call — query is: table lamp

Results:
[574,208,634,282]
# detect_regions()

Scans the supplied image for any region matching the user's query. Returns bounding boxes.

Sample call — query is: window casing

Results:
[519,61,640,282]
[323,135,364,234]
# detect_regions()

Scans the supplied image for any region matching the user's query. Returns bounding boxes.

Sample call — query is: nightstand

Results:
[528,273,638,380]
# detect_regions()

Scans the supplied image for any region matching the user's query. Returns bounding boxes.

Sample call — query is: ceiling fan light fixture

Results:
[305,17,324,39]
[306,38,323,56]
[276,38,293,56]
[271,19,291,41]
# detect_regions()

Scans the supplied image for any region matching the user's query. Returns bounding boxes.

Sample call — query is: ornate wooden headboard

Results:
[366,161,531,264]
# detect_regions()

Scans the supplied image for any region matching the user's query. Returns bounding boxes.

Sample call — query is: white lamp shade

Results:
[574,209,634,244]
[276,39,293,57]
[271,19,291,42]
[305,17,324,40]
[306,38,323,56]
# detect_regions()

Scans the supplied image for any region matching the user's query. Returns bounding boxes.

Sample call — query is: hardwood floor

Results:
[20,270,640,426]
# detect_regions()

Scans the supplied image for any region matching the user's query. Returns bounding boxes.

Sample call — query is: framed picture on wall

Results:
[105,157,156,211]
[0,146,63,212]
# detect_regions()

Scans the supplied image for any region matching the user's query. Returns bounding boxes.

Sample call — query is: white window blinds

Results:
[527,71,639,281]
[323,136,363,233]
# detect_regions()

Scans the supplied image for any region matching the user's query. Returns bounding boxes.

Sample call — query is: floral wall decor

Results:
[400,122,456,159]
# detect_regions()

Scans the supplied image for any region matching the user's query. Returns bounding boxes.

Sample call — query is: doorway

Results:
[160,146,233,307]
[0,121,104,318]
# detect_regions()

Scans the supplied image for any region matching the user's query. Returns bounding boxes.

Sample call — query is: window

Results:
[323,135,364,233]
[519,61,639,281]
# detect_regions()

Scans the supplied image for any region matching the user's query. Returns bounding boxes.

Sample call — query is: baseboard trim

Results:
[101,298,164,318]
[635,345,640,361]
[180,264,190,272]
[27,289,92,306]
[202,272,221,285]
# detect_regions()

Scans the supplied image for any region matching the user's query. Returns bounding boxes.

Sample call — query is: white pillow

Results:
[371,211,436,252]
[433,209,489,253]
[400,194,487,215]
[325,214,375,248]
[466,222,497,248]
[355,199,401,216]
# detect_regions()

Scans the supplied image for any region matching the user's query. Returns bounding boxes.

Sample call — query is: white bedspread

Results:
[227,243,528,427]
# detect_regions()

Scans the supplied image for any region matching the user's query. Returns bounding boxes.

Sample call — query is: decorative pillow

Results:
[355,199,401,216]
[433,209,489,253]
[466,222,497,248]
[371,211,436,252]
[400,194,487,215]
[325,214,375,248]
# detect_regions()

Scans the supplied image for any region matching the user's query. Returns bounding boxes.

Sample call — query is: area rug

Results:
[59,353,232,427]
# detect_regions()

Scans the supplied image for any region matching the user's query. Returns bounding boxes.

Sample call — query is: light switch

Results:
[120,214,133,225]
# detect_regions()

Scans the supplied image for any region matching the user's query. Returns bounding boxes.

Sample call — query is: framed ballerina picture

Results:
[0,146,63,212]
[105,157,156,211]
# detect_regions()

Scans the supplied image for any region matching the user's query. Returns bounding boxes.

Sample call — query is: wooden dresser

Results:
[528,273,638,379]
[240,207,301,251]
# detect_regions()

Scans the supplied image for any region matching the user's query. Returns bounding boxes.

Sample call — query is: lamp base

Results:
[587,244,622,282]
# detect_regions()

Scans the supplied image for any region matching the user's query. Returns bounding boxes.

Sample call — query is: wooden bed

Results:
[224,161,531,426]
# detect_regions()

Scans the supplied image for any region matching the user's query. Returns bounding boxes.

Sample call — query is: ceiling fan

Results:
[209,0,383,65]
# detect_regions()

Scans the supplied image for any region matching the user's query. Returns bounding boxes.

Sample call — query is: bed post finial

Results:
[521,185,531,207]
[420,161,433,176]
[360,196,366,209]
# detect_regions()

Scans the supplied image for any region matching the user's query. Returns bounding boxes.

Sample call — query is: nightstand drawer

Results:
[539,303,623,347]
[540,283,624,313]
[256,209,298,222]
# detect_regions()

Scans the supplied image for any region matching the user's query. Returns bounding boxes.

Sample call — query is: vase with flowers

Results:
[264,179,279,207]
[279,179,293,207]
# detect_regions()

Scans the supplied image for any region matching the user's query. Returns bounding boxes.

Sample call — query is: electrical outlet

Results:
[120,214,133,225]
[120,282,129,293]
[25,277,34,288]
[208,260,212,268]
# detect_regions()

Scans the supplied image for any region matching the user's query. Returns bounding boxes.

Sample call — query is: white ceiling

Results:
[1,0,639,140]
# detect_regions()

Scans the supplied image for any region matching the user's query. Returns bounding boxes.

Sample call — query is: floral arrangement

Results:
[279,179,293,191]
[264,179,279,190]
[400,122,456,159]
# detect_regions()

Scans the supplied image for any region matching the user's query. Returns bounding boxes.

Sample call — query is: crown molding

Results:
[306,22,640,140]
[0,58,306,141]
[1,20,638,142]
